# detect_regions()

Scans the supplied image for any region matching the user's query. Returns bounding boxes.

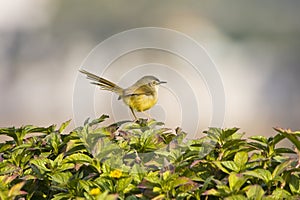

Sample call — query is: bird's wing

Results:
[123,84,154,97]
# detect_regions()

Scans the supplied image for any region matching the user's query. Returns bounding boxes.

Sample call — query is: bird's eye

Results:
[152,80,157,85]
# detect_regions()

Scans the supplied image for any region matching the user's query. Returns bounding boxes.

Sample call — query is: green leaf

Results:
[205,128,222,142]
[213,161,231,174]
[272,155,289,163]
[234,151,248,169]
[8,181,26,197]
[203,188,221,196]
[162,170,171,181]
[243,169,272,183]
[289,174,300,194]
[30,125,56,134]
[153,186,161,193]
[173,176,192,188]
[272,134,285,145]
[64,153,93,164]
[272,175,284,184]
[30,158,51,173]
[250,136,268,144]
[84,118,90,126]
[0,143,13,153]
[205,128,241,146]
[95,191,118,200]
[0,163,20,175]
[144,171,160,183]
[59,119,71,133]
[225,195,247,200]
[151,194,165,200]
[268,188,291,199]
[222,139,246,150]
[275,147,295,154]
[78,180,90,193]
[221,161,239,173]
[147,119,165,127]
[187,137,217,159]
[130,164,146,182]
[53,153,64,167]
[228,172,247,192]
[52,193,73,200]
[274,128,300,151]
[198,176,214,194]
[51,172,72,185]
[247,142,267,151]
[47,132,61,155]
[272,160,291,179]
[93,140,121,161]
[117,177,133,193]
[244,185,265,200]
[89,115,109,126]
[215,184,231,195]
[222,128,240,138]
[160,130,177,144]
[65,140,87,155]
[0,127,24,145]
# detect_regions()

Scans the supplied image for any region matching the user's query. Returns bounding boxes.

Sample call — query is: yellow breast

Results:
[125,94,158,112]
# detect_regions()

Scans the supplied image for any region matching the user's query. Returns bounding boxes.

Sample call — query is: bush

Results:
[0,115,300,199]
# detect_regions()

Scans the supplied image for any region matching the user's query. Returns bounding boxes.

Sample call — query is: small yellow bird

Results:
[79,69,166,119]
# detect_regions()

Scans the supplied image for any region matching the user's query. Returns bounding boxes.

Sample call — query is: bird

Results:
[79,69,166,120]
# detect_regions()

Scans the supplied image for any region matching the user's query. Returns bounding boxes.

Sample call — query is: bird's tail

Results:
[79,69,123,95]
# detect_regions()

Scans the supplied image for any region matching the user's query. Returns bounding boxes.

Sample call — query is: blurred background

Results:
[1,0,300,138]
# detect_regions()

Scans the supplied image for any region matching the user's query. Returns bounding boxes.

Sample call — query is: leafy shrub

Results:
[0,115,300,199]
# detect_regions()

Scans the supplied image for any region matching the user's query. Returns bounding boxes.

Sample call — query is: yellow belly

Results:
[124,94,157,112]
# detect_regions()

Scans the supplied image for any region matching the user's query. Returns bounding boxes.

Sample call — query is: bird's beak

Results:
[159,81,167,84]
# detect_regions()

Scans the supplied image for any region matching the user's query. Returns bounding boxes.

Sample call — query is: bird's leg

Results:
[130,107,138,121]
[142,111,152,120]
